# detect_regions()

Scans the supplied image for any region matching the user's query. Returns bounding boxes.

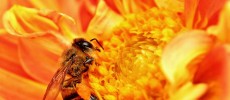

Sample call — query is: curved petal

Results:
[161,30,216,84]
[87,0,123,40]
[4,0,99,34]
[193,45,230,100]
[0,0,59,30]
[0,68,46,100]
[170,82,207,100]
[104,0,156,14]
[57,0,99,33]
[184,0,227,29]
[25,0,99,34]
[2,4,79,85]
[18,35,64,84]
[0,33,32,80]
[38,9,78,41]
[3,5,58,37]
[3,5,76,42]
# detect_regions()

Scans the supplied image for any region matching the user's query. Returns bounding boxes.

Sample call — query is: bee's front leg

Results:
[84,56,94,65]
[82,56,94,72]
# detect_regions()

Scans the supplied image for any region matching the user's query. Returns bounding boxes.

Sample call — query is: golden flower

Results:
[0,0,229,100]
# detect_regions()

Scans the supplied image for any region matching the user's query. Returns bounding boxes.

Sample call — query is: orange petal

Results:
[3,5,58,37]
[0,33,33,80]
[0,0,8,28]
[58,0,99,33]
[184,0,226,29]
[155,0,184,13]
[18,35,64,84]
[38,9,78,41]
[10,0,99,34]
[0,0,58,29]
[0,68,46,100]
[223,45,230,100]
[170,82,207,100]
[193,45,230,100]
[161,30,216,84]
[104,0,156,14]
[208,1,230,44]
[3,5,76,42]
[184,0,199,28]
[86,0,123,40]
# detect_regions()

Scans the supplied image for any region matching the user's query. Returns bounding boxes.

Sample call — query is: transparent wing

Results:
[43,60,73,100]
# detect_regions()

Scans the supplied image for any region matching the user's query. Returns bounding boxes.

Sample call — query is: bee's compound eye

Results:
[82,41,93,48]
[77,41,93,52]
[73,38,94,51]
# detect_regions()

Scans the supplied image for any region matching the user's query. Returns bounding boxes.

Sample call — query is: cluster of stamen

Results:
[87,7,183,100]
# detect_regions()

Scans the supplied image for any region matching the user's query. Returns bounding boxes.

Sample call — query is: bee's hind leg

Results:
[70,80,98,100]
[61,78,83,100]
[61,86,82,100]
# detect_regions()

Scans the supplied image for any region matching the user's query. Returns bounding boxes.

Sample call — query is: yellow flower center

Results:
[87,7,183,100]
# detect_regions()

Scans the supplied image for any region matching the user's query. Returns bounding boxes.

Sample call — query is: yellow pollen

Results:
[87,7,183,99]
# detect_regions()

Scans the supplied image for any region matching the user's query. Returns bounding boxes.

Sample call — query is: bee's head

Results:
[73,38,93,52]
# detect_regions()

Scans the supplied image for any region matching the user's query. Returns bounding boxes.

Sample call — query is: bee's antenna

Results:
[90,38,104,50]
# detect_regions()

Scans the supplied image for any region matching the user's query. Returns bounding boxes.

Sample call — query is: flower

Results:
[0,0,229,100]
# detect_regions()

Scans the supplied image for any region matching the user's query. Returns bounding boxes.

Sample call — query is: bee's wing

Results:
[43,60,73,100]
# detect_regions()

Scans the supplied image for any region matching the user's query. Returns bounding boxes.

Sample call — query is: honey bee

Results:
[43,38,103,100]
